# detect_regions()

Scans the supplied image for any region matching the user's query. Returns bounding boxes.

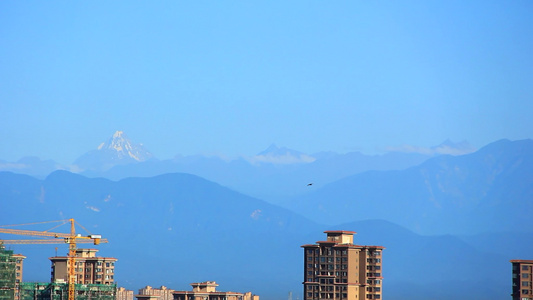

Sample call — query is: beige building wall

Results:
[172,281,258,300]
[302,231,384,300]
[117,287,134,300]
[137,286,175,300]
[12,253,25,300]
[50,248,117,285]
[511,259,533,300]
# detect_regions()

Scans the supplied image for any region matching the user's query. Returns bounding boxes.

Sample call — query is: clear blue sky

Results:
[1,1,532,164]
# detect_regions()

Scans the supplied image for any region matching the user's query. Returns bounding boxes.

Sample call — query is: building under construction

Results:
[1,219,117,300]
[19,283,116,300]
[0,245,17,300]
[0,244,25,300]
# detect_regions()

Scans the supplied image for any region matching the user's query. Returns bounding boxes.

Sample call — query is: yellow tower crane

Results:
[0,218,108,300]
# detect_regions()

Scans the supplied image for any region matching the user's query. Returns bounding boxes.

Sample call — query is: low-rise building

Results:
[136,286,174,300]
[117,287,134,300]
[172,281,258,300]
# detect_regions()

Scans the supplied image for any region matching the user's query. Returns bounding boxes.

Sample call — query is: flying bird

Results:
[307,183,313,186]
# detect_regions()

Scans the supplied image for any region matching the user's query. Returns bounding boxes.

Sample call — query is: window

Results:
[523,274,530,279]
[523,282,530,287]
[523,265,530,271]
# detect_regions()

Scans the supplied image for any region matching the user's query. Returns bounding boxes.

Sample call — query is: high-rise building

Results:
[12,254,25,300]
[50,248,117,285]
[511,259,533,300]
[302,231,384,300]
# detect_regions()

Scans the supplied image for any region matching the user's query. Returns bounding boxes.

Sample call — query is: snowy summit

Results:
[74,131,154,171]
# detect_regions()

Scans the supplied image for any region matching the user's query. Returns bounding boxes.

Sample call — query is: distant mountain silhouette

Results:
[2,137,479,202]
[285,139,533,235]
[83,147,432,203]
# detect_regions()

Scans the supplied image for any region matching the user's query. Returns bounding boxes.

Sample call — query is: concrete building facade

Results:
[136,286,174,300]
[12,254,25,300]
[302,231,384,300]
[49,249,117,285]
[511,259,533,300]
[117,287,134,300]
[172,281,258,300]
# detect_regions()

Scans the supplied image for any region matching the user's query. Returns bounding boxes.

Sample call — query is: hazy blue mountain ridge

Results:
[285,139,533,235]
[0,168,529,300]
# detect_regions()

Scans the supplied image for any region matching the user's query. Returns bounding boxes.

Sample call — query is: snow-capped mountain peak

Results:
[96,131,150,161]
[73,131,154,171]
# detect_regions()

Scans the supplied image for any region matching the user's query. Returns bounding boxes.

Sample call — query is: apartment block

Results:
[302,231,384,300]
[12,254,25,300]
[50,249,117,285]
[117,287,134,300]
[511,259,533,300]
[136,286,174,300]
[172,281,258,300]
[0,245,25,300]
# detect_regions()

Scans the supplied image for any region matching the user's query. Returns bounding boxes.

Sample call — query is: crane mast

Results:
[0,218,108,300]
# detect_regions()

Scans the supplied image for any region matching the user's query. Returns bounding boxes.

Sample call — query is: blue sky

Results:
[1,1,532,164]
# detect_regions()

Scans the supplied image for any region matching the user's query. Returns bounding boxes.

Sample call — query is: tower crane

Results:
[0,218,108,300]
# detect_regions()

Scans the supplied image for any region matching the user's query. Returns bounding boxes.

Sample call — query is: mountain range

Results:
[0,135,532,300]
[286,138,533,235]
[1,131,473,203]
